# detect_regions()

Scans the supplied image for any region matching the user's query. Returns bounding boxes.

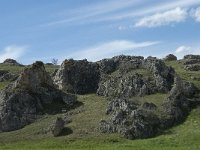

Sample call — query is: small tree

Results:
[51,58,58,65]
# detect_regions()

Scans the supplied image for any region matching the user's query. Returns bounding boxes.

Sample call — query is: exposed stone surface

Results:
[3,59,23,66]
[0,61,77,132]
[184,55,200,60]
[97,56,175,98]
[184,64,200,71]
[160,76,199,128]
[0,70,18,82]
[54,59,100,94]
[99,98,160,139]
[163,54,177,61]
[99,75,199,139]
[51,117,65,137]
[183,55,200,71]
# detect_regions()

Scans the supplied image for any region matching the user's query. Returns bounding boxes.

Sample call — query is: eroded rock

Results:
[54,59,100,94]
[0,61,76,132]
[51,117,65,137]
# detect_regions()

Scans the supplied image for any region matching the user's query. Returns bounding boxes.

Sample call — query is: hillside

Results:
[0,56,200,150]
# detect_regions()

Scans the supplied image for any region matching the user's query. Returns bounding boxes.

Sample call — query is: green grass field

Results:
[0,61,200,150]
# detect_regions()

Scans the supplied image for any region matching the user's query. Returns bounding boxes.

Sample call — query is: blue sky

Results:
[0,0,200,64]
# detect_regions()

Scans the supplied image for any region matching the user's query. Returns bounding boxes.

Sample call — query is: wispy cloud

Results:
[191,7,200,22]
[134,7,187,28]
[67,40,160,61]
[41,0,200,27]
[0,45,27,63]
[41,0,141,27]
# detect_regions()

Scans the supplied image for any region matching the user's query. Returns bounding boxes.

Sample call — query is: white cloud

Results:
[0,45,27,63]
[68,40,160,61]
[98,0,200,22]
[175,46,191,53]
[174,45,200,59]
[191,7,200,22]
[134,7,187,28]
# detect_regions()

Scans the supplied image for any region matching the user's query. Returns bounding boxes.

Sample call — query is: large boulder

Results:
[51,117,65,137]
[53,59,100,94]
[0,61,77,132]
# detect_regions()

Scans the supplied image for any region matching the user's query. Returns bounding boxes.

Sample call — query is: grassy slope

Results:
[0,61,200,150]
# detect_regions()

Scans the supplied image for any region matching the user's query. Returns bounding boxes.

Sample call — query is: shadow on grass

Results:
[59,127,73,136]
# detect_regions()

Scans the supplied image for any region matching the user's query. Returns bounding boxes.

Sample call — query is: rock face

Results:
[0,61,77,132]
[183,55,200,71]
[99,98,160,139]
[163,54,177,61]
[0,70,18,82]
[54,59,100,94]
[99,75,199,139]
[3,58,23,66]
[97,56,175,98]
[160,76,199,128]
[51,117,65,137]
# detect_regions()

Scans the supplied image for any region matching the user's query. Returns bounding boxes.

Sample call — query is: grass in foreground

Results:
[0,94,200,150]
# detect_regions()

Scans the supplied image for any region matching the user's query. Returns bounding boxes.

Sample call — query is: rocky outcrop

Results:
[160,76,199,128]
[99,75,199,139]
[99,98,160,139]
[51,117,65,137]
[184,55,200,60]
[0,70,18,82]
[3,59,23,66]
[53,59,100,94]
[183,55,200,71]
[97,56,175,98]
[0,61,77,132]
[163,54,177,61]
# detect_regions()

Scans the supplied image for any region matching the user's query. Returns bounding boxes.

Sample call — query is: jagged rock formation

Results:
[160,76,199,128]
[99,75,199,139]
[3,58,23,66]
[0,61,76,132]
[183,55,200,71]
[97,56,175,98]
[0,70,18,82]
[53,59,100,94]
[163,54,177,61]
